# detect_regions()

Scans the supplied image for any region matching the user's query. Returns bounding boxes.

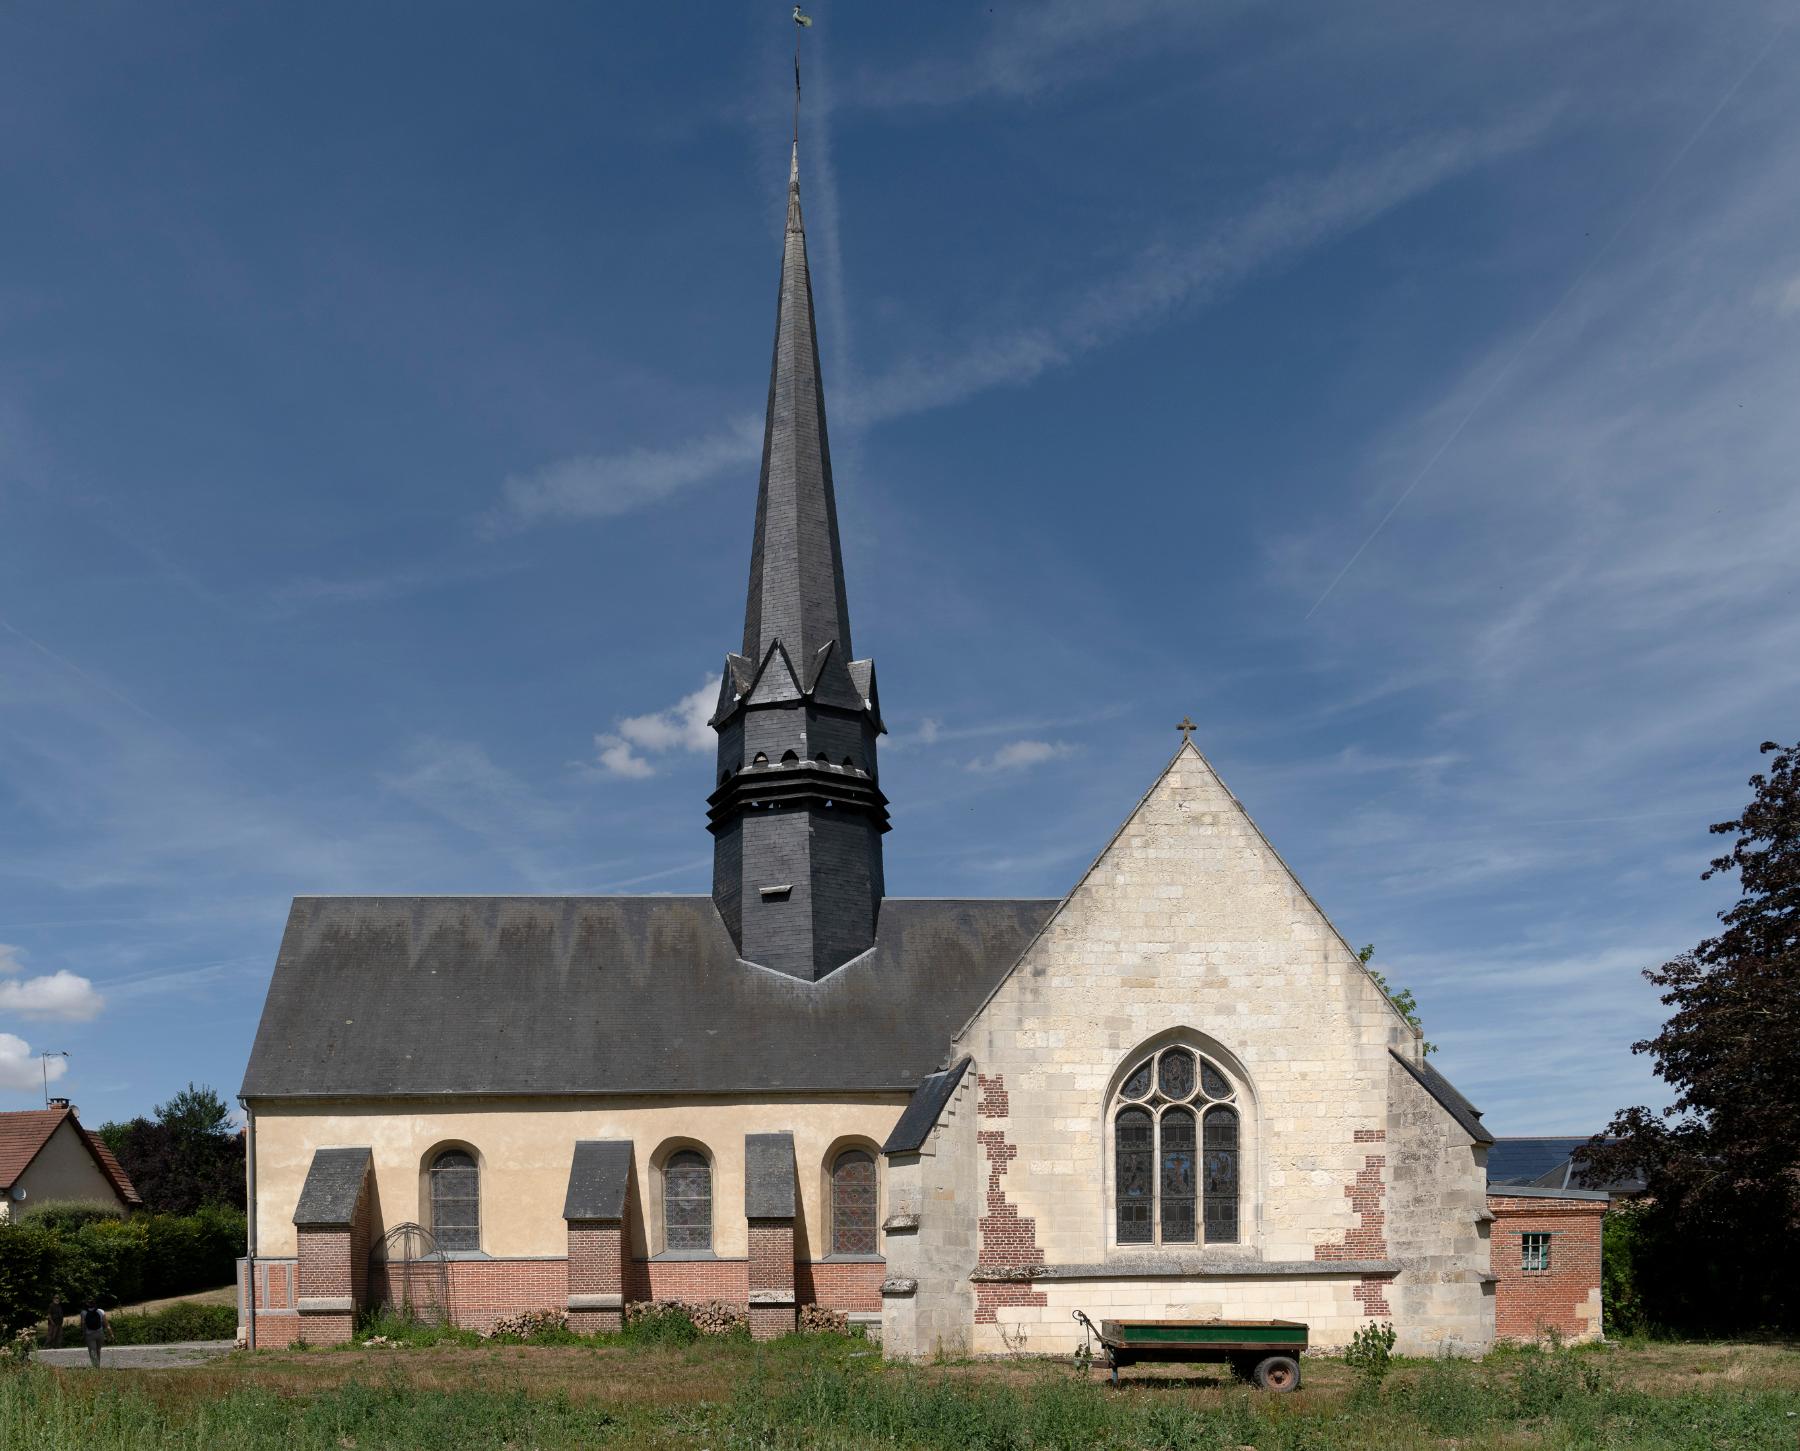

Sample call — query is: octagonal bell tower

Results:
[706,145,888,982]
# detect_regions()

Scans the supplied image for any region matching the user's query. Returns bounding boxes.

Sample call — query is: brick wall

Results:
[1487,1194,1605,1342]
[567,1222,624,1333]
[974,1072,1047,1326]
[295,1226,356,1344]
[244,1247,882,1341]
[798,1259,884,1313]
[629,1256,752,1304]
[748,1218,796,1339]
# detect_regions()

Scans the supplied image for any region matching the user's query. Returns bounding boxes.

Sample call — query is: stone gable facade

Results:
[879,745,1495,1357]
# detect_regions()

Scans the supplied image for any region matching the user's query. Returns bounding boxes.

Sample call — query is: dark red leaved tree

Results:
[1579,740,1800,1331]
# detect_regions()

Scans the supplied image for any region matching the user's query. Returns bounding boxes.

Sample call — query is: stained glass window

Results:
[1122,1059,1153,1100]
[1158,1049,1195,1101]
[831,1149,878,1255]
[1160,1107,1197,1243]
[1202,1106,1239,1244]
[429,1149,480,1252]
[665,1150,713,1253]
[1200,1058,1231,1100]
[1116,1107,1153,1243]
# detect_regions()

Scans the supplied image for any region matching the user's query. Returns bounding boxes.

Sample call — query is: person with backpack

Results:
[80,1303,111,1367]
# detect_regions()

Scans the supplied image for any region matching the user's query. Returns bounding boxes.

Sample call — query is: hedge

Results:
[0,1204,244,1334]
[55,1300,239,1345]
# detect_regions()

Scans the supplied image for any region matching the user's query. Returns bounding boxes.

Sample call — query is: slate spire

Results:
[707,143,888,983]
[741,144,855,672]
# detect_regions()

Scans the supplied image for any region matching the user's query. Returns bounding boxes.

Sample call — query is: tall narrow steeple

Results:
[707,144,888,982]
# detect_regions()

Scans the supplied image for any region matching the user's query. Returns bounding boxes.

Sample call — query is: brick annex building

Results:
[238,147,1602,1356]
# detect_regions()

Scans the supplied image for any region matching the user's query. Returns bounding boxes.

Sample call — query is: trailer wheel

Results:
[1252,1354,1301,1392]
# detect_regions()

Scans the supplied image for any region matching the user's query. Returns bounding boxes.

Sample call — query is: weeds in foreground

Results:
[3,1336,1793,1450]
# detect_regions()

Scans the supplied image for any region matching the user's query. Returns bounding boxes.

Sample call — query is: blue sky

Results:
[2,3,1795,1132]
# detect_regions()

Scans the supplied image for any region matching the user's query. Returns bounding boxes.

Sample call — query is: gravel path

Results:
[33,1339,236,1370]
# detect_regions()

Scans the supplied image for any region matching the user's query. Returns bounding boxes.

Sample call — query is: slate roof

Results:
[293,1147,372,1226]
[563,1140,632,1221]
[744,1132,796,1218]
[241,896,1056,1100]
[741,144,856,678]
[1389,1049,1494,1145]
[0,1108,142,1207]
[882,1056,972,1154]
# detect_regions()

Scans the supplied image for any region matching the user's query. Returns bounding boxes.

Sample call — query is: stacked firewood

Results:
[798,1303,849,1334]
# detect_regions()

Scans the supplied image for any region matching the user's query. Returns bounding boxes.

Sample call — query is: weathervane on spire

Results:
[792,8,812,146]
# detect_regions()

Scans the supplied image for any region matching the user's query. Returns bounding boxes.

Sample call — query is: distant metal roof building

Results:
[1486,1137,1589,1184]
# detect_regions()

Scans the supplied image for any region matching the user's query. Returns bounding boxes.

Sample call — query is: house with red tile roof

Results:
[0,1102,143,1221]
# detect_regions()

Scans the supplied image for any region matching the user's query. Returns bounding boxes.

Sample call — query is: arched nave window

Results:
[664,1149,713,1253]
[830,1148,878,1255]
[1113,1045,1240,1246]
[428,1147,480,1252]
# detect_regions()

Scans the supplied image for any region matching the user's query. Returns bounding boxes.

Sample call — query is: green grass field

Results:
[3,1332,1795,1448]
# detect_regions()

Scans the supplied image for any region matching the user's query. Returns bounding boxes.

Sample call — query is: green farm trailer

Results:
[1072,1311,1307,1390]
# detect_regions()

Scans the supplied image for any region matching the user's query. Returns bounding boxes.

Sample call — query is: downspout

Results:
[240,1097,257,1350]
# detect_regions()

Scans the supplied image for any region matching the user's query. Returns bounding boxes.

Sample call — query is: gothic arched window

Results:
[830,1148,878,1255]
[664,1150,713,1253]
[428,1148,480,1252]
[1113,1046,1241,1246]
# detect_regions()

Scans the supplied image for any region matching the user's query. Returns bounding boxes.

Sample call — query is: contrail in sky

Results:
[1303,19,1791,622]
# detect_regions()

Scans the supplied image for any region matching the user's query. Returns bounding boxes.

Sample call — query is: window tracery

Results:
[1113,1044,1240,1246]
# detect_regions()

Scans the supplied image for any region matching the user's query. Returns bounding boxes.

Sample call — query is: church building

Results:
[239,145,1526,1358]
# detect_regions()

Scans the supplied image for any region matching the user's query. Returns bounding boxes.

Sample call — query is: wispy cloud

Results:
[582,679,719,780]
[966,739,1077,772]
[847,0,1238,111]
[489,113,1552,530]
[492,417,764,531]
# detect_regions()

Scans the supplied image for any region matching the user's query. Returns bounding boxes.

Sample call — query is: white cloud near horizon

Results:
[489,111,1553,530]
[585,679,718,780]
[0,943,104,1021]
[0,1032,67,1093]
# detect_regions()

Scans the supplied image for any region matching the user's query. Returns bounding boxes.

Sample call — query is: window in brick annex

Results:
[664,1150,713,1253]
[428,1148,480,1252]
[830,1149,878,1255]
[1521,1231,1552,1273]
[1114,1045,1240,1246]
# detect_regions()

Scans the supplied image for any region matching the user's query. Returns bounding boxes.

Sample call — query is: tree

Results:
[1358,944,1436,1054]
[1579,740,1800,1332]
[98,1083,245,1216]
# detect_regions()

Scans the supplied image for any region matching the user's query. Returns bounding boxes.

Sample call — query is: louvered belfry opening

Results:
[707,144,888,982]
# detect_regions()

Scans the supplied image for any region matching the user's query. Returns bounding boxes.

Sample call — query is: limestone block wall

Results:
[952,744,1487,1352]
[1386,1058,1494,1354]
[881,1068,979,1359]
[958,746,1415,1266]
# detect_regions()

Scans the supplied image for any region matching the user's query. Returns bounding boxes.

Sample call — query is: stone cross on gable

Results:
[1177,716,1197,743]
